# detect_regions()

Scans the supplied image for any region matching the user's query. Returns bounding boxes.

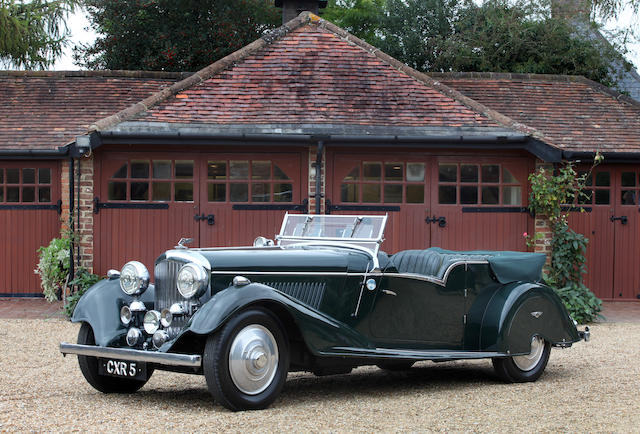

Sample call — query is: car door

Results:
[367,265,467,349]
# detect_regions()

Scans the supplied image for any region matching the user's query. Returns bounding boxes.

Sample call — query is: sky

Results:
[52,6,640,71]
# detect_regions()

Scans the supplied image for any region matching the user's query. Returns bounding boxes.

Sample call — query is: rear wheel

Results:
[203,309,289,411]
[77,322,150,393]
[492,336,550,383]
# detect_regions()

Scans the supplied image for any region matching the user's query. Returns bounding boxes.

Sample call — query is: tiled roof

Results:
[96,13,531,136]
[0,71,184,151]
[433,72,640,153]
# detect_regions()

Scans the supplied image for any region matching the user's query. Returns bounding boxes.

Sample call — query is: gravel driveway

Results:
[0,320,638,432]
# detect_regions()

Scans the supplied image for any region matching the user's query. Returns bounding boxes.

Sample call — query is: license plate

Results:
[98,359,147,381]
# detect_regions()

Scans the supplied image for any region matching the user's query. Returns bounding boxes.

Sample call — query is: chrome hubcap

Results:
[513,336,545,371]
[228,325,278,395]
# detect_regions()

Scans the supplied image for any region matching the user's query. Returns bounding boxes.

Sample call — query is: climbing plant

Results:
[528,154,603,323]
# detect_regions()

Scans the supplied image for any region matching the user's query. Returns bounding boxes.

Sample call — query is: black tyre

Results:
[77,322,150,393]
[376,361,415,371]
[492,336,551,383]
[203,308,289,411]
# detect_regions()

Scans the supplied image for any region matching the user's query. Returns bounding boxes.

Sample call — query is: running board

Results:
[322,347,508,360]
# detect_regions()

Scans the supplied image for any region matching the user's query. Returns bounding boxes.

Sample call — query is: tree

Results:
[0,0,77,69]
[74,0,280,71]
[325,0,628,88]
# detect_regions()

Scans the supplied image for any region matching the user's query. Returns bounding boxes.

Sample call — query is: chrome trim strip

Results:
[164,250,211,271]
[324,347,506,360]
[59,342,201,368]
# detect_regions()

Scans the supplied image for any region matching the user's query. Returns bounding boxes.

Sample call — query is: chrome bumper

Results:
[59,342,201,368]
[578,326,590,342]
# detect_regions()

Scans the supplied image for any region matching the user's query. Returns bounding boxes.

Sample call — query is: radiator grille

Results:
[155,260,197,339]
[260,281,326,309]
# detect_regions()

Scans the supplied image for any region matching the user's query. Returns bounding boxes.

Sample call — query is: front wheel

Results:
[77,322,150,393]
[203,309,290,411]
[492,336,551,383]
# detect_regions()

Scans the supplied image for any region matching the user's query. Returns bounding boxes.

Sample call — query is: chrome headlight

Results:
[176,262,208,299]
[120,305,132,325]
[143,310,161,334]
[119,261,150,296]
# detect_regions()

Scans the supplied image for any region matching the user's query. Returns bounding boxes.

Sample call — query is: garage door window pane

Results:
[131,182,149,200]
[175,183,193,201]
[344,167,359,181]
[6,187,18,202]
[384,163,403,181]
[152,182,171,201]
[460,165,478,183]
[460,186,478,204]
[38,187,51,203]
[503,186,522,205]
[578,189,592,204]
[22,168,35,184]
[0,188,3,202]
[230,183,248,202]
[481,186,499,204]
[341,184,358,202]
[38,168,50,184]
[621,172,635,187]
[153,161,171,179]
[230,161,249,180]
[406,185,424,203]
[208,183,226,202]
[363,163,381,181]
[621,190,636,205]
[595,190,609,204]
[274,184,292,202]
[406,163,425,182]
[439,185,456,204]
[252,183,270,202]
[595,172,610,186]
[108,182,126,200]
[0,169,3,183]
[175,161,193,179]
[503,167,518,183]
[482,165,500,183]
[208,161,226,179]
[131,160,149,178]
[6,168,19,184]
[384,184,402,203]
[362,184,381,203]
[252,161,270,180]
[22,187,35,202]
[112,163,127,178]
[273,165,290,180]
[439,165,456,182]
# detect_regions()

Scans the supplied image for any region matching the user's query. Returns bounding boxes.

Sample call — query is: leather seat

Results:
[391,248,489,280]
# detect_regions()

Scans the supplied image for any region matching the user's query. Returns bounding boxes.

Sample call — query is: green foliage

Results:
[74,0,280,71]
[528,156,603,323]
[64,268,101,318]
[35,236,71,301]
[0,0,78,68]
[325,0,627,88]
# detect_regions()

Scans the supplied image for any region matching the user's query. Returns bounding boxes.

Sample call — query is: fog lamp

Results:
[143,310,161,334]
[126,328,142,346]
[120,305,132,325]
[152,330,169,349]
[160,308,173,327]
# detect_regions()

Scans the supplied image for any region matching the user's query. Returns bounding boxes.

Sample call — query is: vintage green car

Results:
[60,214,589,411]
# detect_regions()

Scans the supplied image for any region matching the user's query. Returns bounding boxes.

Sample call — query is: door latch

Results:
[610,215,628,225]
[425,215,447,227]
[194,213,215,225]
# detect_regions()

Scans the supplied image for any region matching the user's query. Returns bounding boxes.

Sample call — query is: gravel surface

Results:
[0,320,638,432]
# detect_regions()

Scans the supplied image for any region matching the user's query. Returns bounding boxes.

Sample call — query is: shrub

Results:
[35,236,71,301]
[64,268,101,318]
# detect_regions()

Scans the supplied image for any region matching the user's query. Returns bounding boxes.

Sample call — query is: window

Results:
[437,163,521,206]
[108,159,194,202]
[0,167,52,203]
[577,170,610,205]
[340,161,425,204]
[206,160,293,203]
[619,171,638,206]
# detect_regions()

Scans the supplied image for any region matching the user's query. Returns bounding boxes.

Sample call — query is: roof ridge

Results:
[0,70,191,79]
[430,71,640,109]
[89,12,556,148]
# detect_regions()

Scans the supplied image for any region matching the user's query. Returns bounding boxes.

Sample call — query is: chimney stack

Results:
[275,0,327,24]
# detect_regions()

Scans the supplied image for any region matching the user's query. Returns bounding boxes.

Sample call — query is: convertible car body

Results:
[60,214,589,411]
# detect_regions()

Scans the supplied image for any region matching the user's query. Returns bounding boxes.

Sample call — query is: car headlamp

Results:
[176,262,208,299]
[120,305,132,325]
[119,261,150,296]
[143,310,161,334]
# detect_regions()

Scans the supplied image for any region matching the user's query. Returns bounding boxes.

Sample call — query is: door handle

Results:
[425,216,447,227]
[195,213,215,225]
[610,215,628,225]
[382,289,397,296]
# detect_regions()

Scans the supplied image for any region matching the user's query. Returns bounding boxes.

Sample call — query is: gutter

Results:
[563,150,640,163]
[0,148,69,159]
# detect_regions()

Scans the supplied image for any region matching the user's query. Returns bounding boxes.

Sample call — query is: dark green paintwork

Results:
[71,245,581,365]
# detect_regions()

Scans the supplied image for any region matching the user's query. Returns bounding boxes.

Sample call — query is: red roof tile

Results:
[0,71,183,150]
[434,72,640,153]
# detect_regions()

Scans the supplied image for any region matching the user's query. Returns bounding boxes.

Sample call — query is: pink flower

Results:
[523,232,528,238]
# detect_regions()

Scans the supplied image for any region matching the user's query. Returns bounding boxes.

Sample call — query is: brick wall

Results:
[533,160,553,264]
